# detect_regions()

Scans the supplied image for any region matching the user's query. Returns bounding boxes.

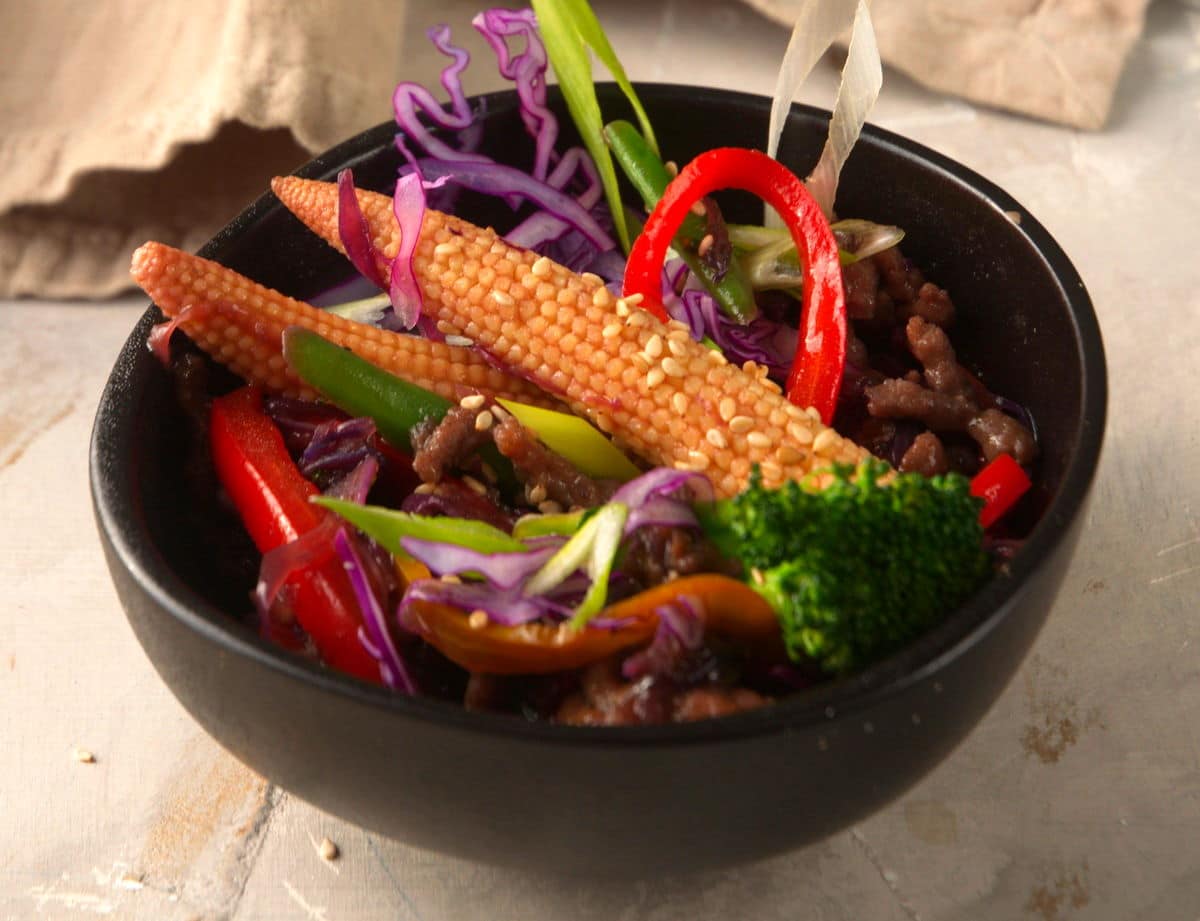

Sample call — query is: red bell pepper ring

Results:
[970,452,1032,529]
[622,147,847,424]
[209,386,383,683]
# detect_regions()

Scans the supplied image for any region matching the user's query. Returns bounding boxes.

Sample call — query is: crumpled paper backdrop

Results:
[0,0,1150,300]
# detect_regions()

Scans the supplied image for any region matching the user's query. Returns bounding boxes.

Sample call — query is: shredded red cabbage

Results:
[398,537,560,591]
[400,578,571,628]
[668,286,798,382]
[472,8,556,181]
[298,417,378,481]
[333,529,417,692]
[337,168,387,290]
[389,171,427,329]
[621,596,705,680]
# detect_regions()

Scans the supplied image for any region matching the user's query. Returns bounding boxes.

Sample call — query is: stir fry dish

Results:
[130,2,1038,724]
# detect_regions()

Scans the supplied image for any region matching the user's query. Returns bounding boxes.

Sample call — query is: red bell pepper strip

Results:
[970,453,1032,529]
[622,147,846,424]
[209,386,383,683]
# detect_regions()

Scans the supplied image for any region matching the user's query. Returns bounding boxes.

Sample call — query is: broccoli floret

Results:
[698,460,990,674]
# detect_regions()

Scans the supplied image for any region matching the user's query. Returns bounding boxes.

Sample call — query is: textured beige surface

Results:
[0,0,1153,299]
[746,0,1152,130]
[2,1,1199,918]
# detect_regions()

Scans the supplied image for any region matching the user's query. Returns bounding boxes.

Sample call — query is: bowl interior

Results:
[93,84,1105,738]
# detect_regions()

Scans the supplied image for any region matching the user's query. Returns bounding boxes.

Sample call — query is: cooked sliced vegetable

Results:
[803,1,881,218]
[970,453,1032,529]
[513,510,586,540]
[700,460,989,673]
[399,574,781,675]
[270,176,871,498]
[531,0,657,251]
[620,148,847,424]
[316,498,526,555]
[337,168,387,289]
[332,529,417,692]
[130,241,555,408]
[496,397,639,480]
[605,119,756,322]
[209,387,383,683]
[525,502,628,623]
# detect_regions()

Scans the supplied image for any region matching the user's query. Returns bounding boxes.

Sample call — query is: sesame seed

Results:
[73,747,95,764]
[462,475,488,495]
[615,299,631,317]
[644,334,663,358]
[667,337,688,357]
[646,367,666,387]
[490,404,510,423]
[474,410,494,432]
[468,610,489,630]
[490,290,515,307]
[661,357,686,378]
[672,392,688,415]
[623,292,645,306]
[686,450,711,469]
[318,837,340,861]
[697,234,715,258]
[747,431,771,449]
[729,415,753,433]
[719,398,737,421]
[813,428,839,454]
[538,500,564,515]
[444,335,473,347]
[527,483,547,505]
[690,200,707,217]
[460,393,486,410]
[531,256,553,277]
[778,444,806,465]
[665,160,678,176]
[787,421,813,444]
[414,482,437,495]
[602,323,622,338]
[706,428,728,449]
[433,242,458,258]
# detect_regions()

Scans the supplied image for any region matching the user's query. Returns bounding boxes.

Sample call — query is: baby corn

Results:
[130,241,559,408]
[272,177,870,498]
[272,178,873,496]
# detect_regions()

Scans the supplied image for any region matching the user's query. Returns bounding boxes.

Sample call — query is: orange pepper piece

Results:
[401,574,783,675]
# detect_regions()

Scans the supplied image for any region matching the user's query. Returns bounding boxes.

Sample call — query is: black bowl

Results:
[90,85,1105,875]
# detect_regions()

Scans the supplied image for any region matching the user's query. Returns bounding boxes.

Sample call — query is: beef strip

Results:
[553,658,769,726]
[410,406,492,483]
[865,378,978,430]
[491,414,617,509]
[902,281,956,326]
[968,408,1038,465]
[842,257,880,320]
[865,316,1038,465]
[621,525,738,588]
[899,431,950,476]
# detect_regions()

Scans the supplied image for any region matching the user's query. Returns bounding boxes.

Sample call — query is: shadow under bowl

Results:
[90,84,1105,876]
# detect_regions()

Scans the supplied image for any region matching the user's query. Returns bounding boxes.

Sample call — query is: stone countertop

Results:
[2,1,1198,918]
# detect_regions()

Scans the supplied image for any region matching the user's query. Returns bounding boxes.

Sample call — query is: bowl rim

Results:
[91,82,1107,745]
